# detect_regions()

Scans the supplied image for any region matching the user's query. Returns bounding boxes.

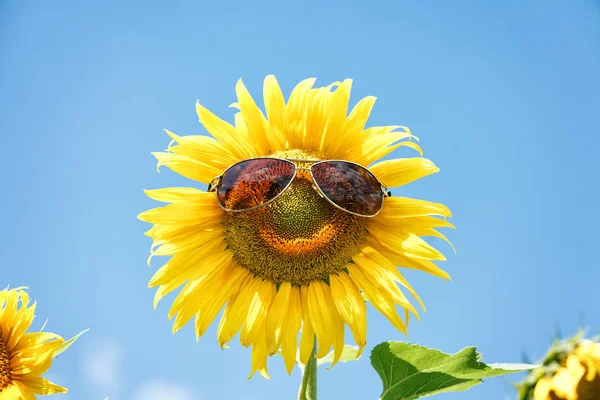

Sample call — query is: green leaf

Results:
[53,329,89,358]
[487,363,540,371]
[371,341,538,400]
[317,345,362,367]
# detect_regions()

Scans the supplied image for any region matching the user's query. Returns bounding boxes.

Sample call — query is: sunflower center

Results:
[223,149,367,285]
[0,336,12,391]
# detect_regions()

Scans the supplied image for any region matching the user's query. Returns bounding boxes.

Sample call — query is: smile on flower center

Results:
[0,336,12,390]
[223,149,368,285]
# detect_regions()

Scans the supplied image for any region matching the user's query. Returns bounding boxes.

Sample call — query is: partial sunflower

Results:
[138,76,454,378]
[517,332,600,400]
[0,287,68,399]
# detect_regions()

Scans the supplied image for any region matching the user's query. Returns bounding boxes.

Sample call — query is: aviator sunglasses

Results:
[207,157,391,217]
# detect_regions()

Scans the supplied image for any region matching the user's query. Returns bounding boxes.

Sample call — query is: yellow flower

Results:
[534,341,600,400]
[0,287,68,399]
[139,76,453,378]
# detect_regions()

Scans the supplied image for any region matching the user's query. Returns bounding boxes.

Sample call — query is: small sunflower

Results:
[535,341,600,400]
[139,76,453,378]
[0,287,68,399]
[518,333,600,400]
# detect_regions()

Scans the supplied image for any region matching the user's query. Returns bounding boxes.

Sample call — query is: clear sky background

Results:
[1,1,599,399]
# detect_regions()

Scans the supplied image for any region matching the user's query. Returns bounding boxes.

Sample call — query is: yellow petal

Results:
[266,282,292,354]
[264,76,286,130]
[303,284,330,359]
[368,238,451,280]
[149,238,226,288]
[137,201,222,225]
[152,152,220,184]
[284,78,316,148]
[248,329,271,380]
[149,226,225,258]
[362,129,412,157]
[236,79,271,154]
[281,286,302,374]
[361,246,426,312]
[0,384,27,399]
[143,187,212,203]
[168,250,234,332]
[323,289,344,369]
[346,96,376,133]
[358,128,420,166]
[240,279,276,347]
[12,332,62,353]
[1,288,24,339]
[12,339,62,363]
[387,216,455,230]
[20,377,68,395]
[344,125,400,163]
[329,273,367,352]
[302,86,332,149]
[395,141,423,157]
[299,286,315,364]
[305,282,344,362]
[378,216,455,253]
[7,301,36,350]
[164,130,237,171]
[195,101,258,159]
[262,75,287,150]
[194,265,250,338]
[217,276,262,347]
[368,225,446,261]
[370,158,439,188]
[11,338,63,377]
[378,196,452,219]
[146,218,222,242]
[320,79,352,154]
[330,95,376,158]
[353,254,420,318]
[347,264,407,334]
[533,377,553,400]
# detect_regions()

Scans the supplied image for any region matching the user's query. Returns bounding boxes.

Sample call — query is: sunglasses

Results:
[207,157,390,217]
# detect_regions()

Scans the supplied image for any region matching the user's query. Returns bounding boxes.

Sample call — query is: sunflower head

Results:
[139,76,453,378]
[222,147,371,286]
[0,287,68,398]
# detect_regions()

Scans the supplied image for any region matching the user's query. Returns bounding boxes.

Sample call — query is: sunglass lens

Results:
[311,161,384,216]
[217,158,296,211]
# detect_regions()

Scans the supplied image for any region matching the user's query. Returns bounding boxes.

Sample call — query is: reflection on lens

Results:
[217,158,296,211]
[311,161,383,216]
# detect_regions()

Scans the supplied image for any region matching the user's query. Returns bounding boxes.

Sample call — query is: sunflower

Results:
[0,287,68,399]
[532,340,600,400]
[138,76,453,378]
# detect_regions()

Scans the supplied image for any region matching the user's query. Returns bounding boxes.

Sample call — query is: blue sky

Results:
[1,1,599,399]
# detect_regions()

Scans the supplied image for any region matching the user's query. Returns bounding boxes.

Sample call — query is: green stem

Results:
[298,337,317,400]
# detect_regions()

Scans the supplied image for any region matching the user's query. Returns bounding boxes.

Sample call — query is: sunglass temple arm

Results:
[381,184,391,197]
